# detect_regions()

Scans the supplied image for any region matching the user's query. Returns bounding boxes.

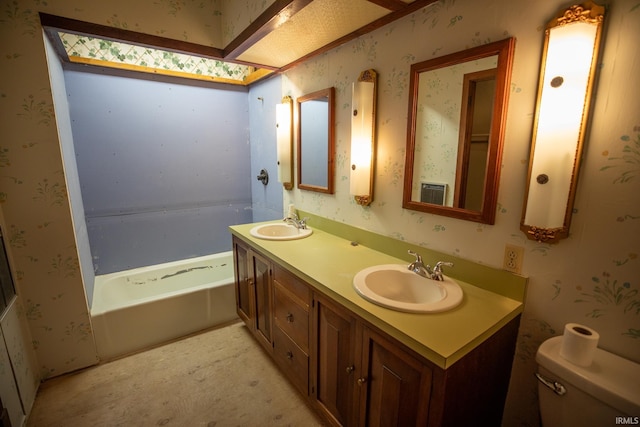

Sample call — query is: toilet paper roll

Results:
[559,323,600,367]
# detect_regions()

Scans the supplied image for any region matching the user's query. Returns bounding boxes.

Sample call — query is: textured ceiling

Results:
[237,0,391,68]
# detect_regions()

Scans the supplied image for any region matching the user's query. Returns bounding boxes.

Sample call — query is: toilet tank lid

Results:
[536,336,640,416]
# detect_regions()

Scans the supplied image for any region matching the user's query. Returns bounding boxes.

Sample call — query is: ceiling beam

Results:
[223,0,313,60]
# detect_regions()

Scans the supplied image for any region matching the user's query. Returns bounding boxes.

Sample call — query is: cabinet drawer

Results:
[273,265,311,306]
[274,284,309,351]
[273,327,309,395]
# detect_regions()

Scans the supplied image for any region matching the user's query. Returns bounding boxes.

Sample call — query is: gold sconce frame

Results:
[276,95,294,190]
[350,69,377,206]
[521,1,605,243]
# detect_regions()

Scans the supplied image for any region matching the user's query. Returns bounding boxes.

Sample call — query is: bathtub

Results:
[91,252,238,360]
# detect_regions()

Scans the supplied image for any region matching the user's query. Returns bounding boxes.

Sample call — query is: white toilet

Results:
[536,336,640,426]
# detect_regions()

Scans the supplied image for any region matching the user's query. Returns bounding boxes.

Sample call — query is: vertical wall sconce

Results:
[276,96,294,190]
[521,2,605,243]
[350,69,377,206]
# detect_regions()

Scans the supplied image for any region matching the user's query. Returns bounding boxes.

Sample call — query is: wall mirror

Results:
[297,87,335,194]
[403,38,515,224]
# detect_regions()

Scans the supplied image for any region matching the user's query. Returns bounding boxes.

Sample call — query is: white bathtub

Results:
[91,252,238,360]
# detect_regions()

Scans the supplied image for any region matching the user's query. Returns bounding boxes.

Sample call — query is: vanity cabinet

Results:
[313,294,432,426]
[231,234,520,427]
[272,264,311,395]
[314,296,359,425]
[232,237,273,352]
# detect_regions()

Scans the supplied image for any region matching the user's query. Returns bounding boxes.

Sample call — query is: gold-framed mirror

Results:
[297,87,335,194]
[402,38,515,224]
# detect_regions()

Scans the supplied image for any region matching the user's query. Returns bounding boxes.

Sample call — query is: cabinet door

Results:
[252,251,273,349]
[232,237,252,323]
[358,327,432,427]
[314,296,359,426]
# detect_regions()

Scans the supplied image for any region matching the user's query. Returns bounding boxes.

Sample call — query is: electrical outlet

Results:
[503,244,524,274]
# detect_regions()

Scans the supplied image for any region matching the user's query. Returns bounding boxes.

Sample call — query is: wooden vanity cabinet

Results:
[358,327,433,426]
[313,296,359,425]
[232,236,273,352]
[272,264,312,395]
[232,235,519,427]
[313,294,432,427]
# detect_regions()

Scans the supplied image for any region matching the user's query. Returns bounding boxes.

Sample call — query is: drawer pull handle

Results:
[346,365,355,374]
[357,377,367,386]
[286,313,294,323]
[286,351,294,360]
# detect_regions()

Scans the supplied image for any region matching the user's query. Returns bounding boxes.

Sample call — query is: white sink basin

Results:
[249,223,313,241]
[353,264,463,313]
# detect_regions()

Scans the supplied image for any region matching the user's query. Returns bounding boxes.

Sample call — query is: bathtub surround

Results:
[248,76,286,222]
[65,67,253,275]
[0,1,638,426]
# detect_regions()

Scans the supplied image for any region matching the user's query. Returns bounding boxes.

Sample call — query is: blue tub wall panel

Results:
[86,203,249,274]
[65,68,252,275]
[249,75,285,222]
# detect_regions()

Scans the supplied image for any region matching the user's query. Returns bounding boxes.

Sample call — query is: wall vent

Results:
[420,183,447,206]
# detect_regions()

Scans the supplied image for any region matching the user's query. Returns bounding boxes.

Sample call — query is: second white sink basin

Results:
[249,223,313,241]
[353,264,463,313]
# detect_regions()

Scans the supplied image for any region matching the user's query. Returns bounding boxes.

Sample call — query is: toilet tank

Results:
[536,336,640,427]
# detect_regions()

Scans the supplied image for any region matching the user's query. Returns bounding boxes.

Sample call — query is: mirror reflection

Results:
[297,87,335,193]
[403,38,515,224]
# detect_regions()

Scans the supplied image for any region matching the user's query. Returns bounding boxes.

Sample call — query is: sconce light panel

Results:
[521,2,604,243]
[276,96,294,190]
[350,69,377,206]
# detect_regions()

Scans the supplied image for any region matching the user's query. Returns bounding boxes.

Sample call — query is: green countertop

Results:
[230,221,524,369]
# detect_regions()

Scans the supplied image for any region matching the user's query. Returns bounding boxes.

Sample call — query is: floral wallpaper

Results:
[0,0,637,425]
[220,0,274,46]
[282,0,640,425]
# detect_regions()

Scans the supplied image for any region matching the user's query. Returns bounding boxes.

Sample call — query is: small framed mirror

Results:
[403,38,515,224]
[297,87,335,194]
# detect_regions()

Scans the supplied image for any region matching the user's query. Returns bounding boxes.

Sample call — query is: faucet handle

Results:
[283,212,298,222]
[432,261,454,280]
[407,249,422,263]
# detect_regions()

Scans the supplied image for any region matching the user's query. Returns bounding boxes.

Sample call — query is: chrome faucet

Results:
[283,213,308,230]
[407,250,453,281]
[407,250,432,279]
[432,261,454,281]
